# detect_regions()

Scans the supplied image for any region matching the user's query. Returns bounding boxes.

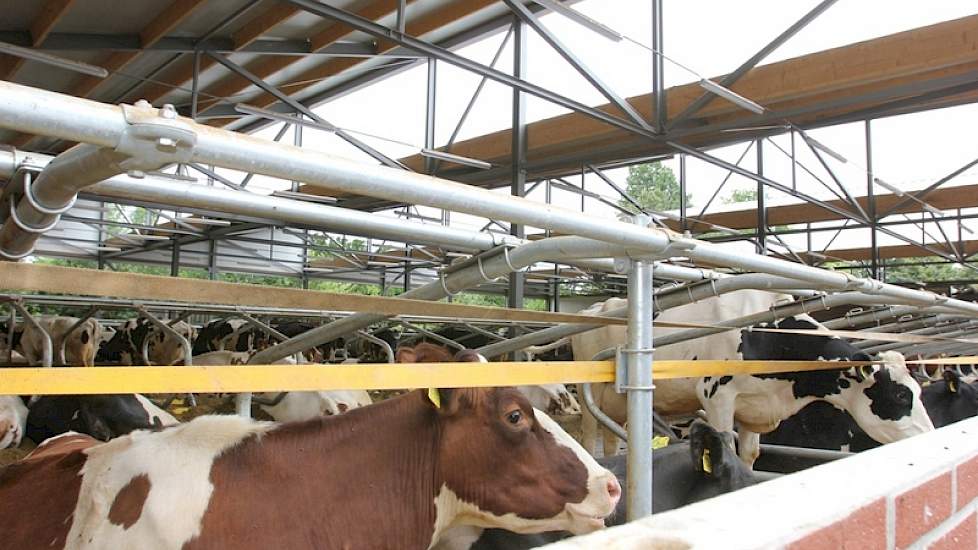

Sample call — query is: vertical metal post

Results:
[790,130,797,191]
[679,154,687,232]
[509,16,527,358]
[651,0,665,131]
[866,120,879,279]
[170,237,180,277]
[403,261,411,293]
[396,0,407,34]
[424,58,437,174]
[756,139,767,254]
[293,117,303,191]
[207,237,218,280]
[191,50,202,120]
[624,215,655,520]
[97,200,106,270]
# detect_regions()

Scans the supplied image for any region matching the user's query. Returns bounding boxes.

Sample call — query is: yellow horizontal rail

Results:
[0,359,883,395]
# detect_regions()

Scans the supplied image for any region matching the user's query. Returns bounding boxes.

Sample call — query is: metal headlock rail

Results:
[3,80,978,519]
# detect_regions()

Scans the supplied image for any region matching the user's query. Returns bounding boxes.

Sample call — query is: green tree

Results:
[620,162,690,213]
[882,257,976,284]
[722,188,766,204]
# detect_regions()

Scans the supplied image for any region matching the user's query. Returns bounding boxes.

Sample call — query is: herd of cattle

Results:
[0,289,974,549]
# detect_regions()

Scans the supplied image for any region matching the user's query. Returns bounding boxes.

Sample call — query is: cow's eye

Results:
[896,387,911,403]
[506,409,523,425]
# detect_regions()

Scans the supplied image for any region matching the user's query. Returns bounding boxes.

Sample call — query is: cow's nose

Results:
[606,476,622,505]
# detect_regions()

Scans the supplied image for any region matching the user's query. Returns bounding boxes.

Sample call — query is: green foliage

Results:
[825,257,978,286]
[620,162,690,213]
[33,257,97,269]
[722,188,765,204]
[308,279,383,295]
[883,257,976,284]
[453,292,547,311]
[308,234,367,259]
[219,272,301,288]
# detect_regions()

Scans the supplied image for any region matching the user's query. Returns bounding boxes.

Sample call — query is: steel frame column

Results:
[424,58,437,174]
[756,139,767,254]
[866,120,879,279]
[170,236,180,277]
[508,17,527,358]
[679,154,687,232]
[624,220,655,519]
[651,0,665,131]
[504,0,651,131]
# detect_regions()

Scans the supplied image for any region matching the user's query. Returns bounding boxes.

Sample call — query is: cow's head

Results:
[833,351,934,443]
[686,420,756,501]
[920,370,978,428]
[431,387,620,536]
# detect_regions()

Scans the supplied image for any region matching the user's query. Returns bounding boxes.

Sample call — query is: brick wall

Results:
[545,417,978,550]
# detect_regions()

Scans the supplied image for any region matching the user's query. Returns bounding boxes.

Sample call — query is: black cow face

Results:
[921,370,978,428]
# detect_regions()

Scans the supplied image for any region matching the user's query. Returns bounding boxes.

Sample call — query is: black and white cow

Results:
[573,291,934,466]
[436,421,756,550]
[760,369,978,459]
[26,394,178,443]
[96,318,194,366]
[192,319,250,355]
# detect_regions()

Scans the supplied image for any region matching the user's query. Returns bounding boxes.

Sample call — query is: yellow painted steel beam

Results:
[0,359,884,395]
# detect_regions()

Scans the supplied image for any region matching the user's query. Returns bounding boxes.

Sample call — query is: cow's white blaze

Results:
[65,415,273,550]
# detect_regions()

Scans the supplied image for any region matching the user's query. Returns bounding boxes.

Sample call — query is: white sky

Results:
[218,1,978,268]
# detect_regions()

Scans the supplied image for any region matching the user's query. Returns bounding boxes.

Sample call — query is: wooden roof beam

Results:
[0,0,78,80]
[133,4,303,106]
[206,0,495,125]
[8,0,208,149]
[192,0,413,116]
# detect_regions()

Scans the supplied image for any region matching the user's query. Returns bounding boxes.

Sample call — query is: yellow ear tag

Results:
[702,448,713,474]
[652,436,670,450]
[949,380,958,393]
[427,388,442,408]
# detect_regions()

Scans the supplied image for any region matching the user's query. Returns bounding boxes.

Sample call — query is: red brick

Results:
[788,499,886,550]
[957,455,978,510]
[928,512,977,550]
[896,472,953,549]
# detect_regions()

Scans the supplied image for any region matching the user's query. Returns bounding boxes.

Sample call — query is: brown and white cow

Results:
[20,316,103,367]
[0,387,620,549]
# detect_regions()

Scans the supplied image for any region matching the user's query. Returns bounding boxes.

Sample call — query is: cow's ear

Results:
[425,388,460,416]
[688,420,730,477]
[395,347,416,363]
[943,370,961,393]
[851,358,875,383]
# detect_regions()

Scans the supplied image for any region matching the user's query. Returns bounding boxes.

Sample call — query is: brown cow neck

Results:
[187,390,449,550]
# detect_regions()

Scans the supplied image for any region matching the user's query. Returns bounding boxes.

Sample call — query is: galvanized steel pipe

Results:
[1,82,977,318]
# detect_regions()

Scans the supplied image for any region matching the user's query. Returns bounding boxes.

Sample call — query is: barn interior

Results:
[1,1,978,548]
